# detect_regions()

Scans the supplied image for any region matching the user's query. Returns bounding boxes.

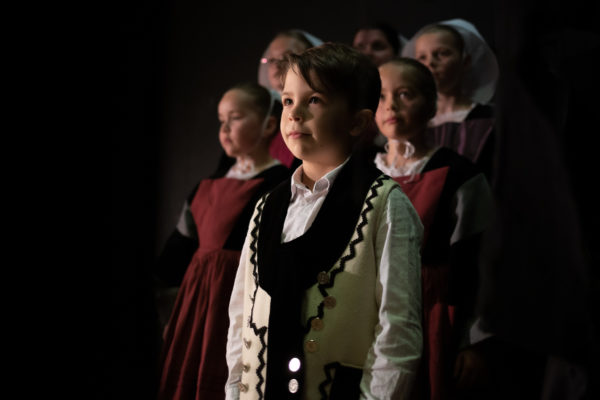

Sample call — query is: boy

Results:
[226,43,423,400]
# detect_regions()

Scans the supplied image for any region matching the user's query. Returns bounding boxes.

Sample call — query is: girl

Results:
[215,30,322,175]
[374,57,493,400]
[155,82,290,400]
[402,19,499,179]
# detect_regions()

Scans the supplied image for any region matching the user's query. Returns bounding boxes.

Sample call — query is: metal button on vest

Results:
[311,317,324,331]
[242,363,250,373]
[305,339,319,353]
[317,271,330,285]
[243,338,252,349]
[323,296,337,309]
[238,382,249,393]
[288,357,301,372]
[288,378,299,393]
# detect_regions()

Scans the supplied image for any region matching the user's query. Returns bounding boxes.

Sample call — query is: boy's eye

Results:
[308,96,320,104]
[282,98,293,106]
[379,93,385,101]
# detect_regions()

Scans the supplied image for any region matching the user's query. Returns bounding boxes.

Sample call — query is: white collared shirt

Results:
[226,159,423,400]
[281,158,349,242]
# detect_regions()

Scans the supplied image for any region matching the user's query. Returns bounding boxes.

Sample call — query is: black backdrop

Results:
[109,0,599,399]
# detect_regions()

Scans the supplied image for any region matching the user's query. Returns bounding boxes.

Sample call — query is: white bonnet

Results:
[401,18,499,104]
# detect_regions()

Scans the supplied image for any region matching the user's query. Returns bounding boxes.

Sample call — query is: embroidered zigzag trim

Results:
[305,175,390,333]
[318,362,341,400]
[248,195,269,399]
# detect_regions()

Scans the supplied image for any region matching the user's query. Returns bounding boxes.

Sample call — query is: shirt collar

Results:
[290,157,351,199]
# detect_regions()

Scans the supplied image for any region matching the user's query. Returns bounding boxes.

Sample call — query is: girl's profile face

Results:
[414,31,466,94]
[376,64,430,140]
[353,29,396,67]
[217,89,264,158]
[263,36,308,92]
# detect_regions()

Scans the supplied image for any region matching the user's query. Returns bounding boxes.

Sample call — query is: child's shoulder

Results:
[368,173,411,208]
[257,163,292,183]
[425,147,481,177]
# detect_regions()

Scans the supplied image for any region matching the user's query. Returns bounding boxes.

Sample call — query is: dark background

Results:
[109,0,598,399]
[153,0,496,252]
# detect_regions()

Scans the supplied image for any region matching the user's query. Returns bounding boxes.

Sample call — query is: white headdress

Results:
[401,18,499,104]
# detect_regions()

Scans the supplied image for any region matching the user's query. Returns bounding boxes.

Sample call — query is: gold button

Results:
[243,338,252,349]
[305,339,318,353]
[323,296,337,309]
[238,382,249,393]
[242,363,250,373]
[311,318,324,331]
[317,271,330,285]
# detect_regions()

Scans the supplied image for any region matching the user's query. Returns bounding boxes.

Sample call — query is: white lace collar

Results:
[374,147,440,178]
[224,158,281,180]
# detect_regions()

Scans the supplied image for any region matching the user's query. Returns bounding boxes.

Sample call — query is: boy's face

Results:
[414,31,465,94]
[376,64,430,139]
[280,67,355,166]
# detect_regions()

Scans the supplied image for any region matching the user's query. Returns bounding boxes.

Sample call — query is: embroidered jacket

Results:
[227,156,423,400]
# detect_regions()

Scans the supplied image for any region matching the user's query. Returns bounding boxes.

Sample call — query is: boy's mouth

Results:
[288,130,309,139]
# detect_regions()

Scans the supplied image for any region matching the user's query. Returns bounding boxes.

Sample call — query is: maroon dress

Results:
[396,167,453,400]
[393,148,488,400]
[158,177,272,400]
[269,132,295,169]
[425,104,495,180]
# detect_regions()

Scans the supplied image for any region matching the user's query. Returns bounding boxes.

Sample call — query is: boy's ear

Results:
[349,109,373,137]
[263,116,278,138]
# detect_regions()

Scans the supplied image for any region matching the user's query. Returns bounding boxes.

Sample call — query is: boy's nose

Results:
[288,106,303,121]
[387,98,398,111]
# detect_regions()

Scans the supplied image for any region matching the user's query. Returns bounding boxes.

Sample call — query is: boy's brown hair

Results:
[279,42,381,114]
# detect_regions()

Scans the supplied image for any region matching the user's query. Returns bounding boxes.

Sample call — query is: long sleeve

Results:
[154,199,199,287]
[360,187,424,399]
[224,232,250,400]
[449,172,494,349]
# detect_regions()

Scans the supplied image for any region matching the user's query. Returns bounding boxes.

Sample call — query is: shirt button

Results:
[323,296,337,309]
[311,317,324,331]
[288,378,299,393]
[242,363,250,373]
[317,271,330,285]
[243,338,252,349]
[238,382,249,393]
[305,339,319,353]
